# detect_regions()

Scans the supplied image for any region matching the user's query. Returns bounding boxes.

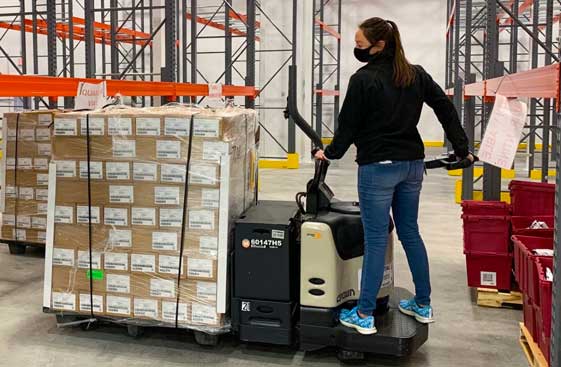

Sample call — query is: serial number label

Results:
[249,239,283,248]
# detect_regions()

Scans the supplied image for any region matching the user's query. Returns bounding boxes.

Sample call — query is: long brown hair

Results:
[359,17,415,88]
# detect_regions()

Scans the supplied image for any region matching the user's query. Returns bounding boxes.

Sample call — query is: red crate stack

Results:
[509,180,555,216]
[536,257,553,362]
[461,201,512,290]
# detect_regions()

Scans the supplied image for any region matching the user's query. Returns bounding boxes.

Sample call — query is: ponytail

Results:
[359,17,416,88]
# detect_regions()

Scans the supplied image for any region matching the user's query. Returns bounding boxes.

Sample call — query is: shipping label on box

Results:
[197,281,217,302]
[189,164,218,185]
[52,248,75,267]
[20,129,35,141]
[16,215,31,228]
[80,117,105,136]
[202,141,228,162]
[152,232,178,251]
[158,255,182,275]
[34,158,49,171]
[38,113,52,126]
[36,128,51,141]
[191,303,217,325]
[187,258,213,279]
[17,157,33,170]
[106,274,130,293]
[136,118,161,136]
[7,128,16,141]
[189,210,215,230]
[156,140,181,159]
[52,292,76,311]
[104,252,128,271]
[18,187,34,201]
[109,185,134,204]
[37,202,48,215]
[201,189,220,208]
[193,118,220,138]
[133,162,157,182]
[150,278,175,298]
[37,173,49,186]
[54,118,78,136]
[6,158,15,170]
[131,253,156,273]
[77,205,101,224]
[36,188,49,201]
[161,164,186,183]
[113,139,136,158]
[108,117,132,136]
[5,186,17,198]
[154,186,180,205]
[79,294,104,313]
[56,160,77,178]
[104,207,128,226]
[38,231,46,242]
[37,143,52,157]
[31,216,47,230]
[134,298,159,318]
[162,301,188,322]
[13,228,26,241]
[106,295,131,315]
[3,214,15,226]
[55,206,74,224]
[80,161,104,180]
[131,207,156,226]
[159,208,183,228]
[106,162,130,180]
[108,229,132,248]
[164,117,190,137]
[77,250,102,269]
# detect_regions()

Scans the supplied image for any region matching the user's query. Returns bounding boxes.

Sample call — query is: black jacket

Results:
[324,52,469,164]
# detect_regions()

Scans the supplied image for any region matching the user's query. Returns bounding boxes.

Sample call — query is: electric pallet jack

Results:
[231,65,475,362]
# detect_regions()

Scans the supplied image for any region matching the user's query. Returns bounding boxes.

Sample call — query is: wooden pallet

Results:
[519,323,549,367]
[476,288,523,308]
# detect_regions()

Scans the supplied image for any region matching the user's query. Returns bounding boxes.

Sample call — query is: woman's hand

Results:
[466,153,475,162]
[314,149,328,161]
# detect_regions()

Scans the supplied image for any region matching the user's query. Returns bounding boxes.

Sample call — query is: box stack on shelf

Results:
[1,110,55,246]
[44,105,257,333]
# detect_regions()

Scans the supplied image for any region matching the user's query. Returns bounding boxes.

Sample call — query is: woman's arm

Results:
[420,67,470,159]
[322,73,365,160]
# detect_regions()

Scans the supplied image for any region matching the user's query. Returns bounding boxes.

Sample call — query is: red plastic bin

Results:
[528,255,553,306]
[539,334,551,363]
[523,294,537,342]
[461,200,511,216]
[462,215,511,255]
[465,253,513,290]
[509,180,555,216]
[537,257,553,340]
[511,235,553,294]
[511,216,554,237]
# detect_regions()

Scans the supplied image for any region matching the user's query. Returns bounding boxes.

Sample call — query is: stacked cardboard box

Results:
[46,106,257,331]
[1,111,55,244]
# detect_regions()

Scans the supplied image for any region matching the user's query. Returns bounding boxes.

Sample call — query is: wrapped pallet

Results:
[1,110,55,245]
[42,105,258,333]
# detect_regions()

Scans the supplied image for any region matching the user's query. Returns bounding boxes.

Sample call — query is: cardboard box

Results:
[51,266,106,293]
[78,292,105,315]
[105,294,132,317]
[133,296,161,320]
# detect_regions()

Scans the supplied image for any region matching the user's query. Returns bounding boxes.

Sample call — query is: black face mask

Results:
[354,45,375,63]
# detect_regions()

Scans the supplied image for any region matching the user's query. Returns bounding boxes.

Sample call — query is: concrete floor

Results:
[0,148,526,367]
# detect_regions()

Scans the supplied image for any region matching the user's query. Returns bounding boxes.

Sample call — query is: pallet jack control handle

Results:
[424,153,479,171]
[285,65,324,150]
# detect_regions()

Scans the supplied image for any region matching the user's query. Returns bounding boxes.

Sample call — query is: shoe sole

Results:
[340,319,378,335]
[398,305,435,324]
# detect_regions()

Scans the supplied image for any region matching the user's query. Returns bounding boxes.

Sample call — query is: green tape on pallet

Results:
[87,270,104,280]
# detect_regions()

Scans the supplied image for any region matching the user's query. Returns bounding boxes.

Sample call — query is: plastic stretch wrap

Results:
[1,111,55,244]
[45,105,258,334]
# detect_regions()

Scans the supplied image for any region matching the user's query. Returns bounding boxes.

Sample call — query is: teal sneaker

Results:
[339,306,354,319]
[339,306,377,335]
[398,299,435,324]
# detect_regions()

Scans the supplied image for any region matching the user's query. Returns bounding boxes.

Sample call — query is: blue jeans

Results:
[357,160,431,315]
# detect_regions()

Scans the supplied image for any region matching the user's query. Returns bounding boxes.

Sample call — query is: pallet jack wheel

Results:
[8,243,26,255]
[194,330,220,347]
[127,325,144,338]
[337,349,365,363]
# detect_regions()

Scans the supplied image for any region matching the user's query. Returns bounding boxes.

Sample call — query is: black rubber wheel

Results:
[127,325,144,338]
[194,331,220,346]
[8,243,26,255]
[337,349,365,364]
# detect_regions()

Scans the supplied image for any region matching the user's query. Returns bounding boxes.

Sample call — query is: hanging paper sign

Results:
[478,94,528,170]
[75,81,108,111]
[208,83,223,99]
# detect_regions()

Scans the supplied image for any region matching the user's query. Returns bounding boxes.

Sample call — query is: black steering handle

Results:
[425,153,478,171]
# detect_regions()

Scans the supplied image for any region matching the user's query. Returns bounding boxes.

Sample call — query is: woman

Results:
[314,17,472,335]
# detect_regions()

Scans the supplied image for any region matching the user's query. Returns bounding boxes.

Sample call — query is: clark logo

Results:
[337,289,355,303]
